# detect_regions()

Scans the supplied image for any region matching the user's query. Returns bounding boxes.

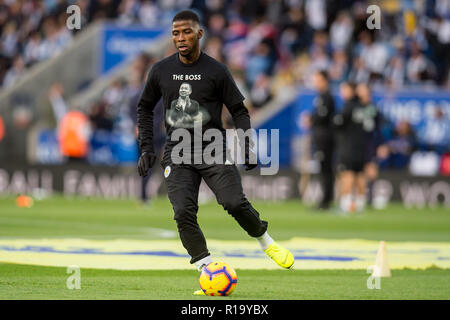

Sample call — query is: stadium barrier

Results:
[0,164,448,208]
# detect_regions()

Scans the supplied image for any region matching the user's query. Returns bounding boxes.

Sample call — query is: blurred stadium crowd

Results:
[0,0,449,170]
[1,0,450,90]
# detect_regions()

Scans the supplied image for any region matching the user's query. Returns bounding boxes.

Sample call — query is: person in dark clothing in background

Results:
[356,83,381,208]
[334,82,379,213]
[310,70,335,210]
[334,82,361,213]
[89,100,114,132]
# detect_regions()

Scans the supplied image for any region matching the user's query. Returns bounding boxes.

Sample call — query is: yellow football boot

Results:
[193,289,206,296]
[264,242,294,269]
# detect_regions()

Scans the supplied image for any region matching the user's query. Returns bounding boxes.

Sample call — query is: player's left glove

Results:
[137,152,156,177]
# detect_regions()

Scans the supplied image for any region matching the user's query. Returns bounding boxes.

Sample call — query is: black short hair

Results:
[172,10,200,24]
[316,70,329,82]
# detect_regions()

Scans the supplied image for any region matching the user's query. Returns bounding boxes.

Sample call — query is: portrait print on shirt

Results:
[166,82,210,128]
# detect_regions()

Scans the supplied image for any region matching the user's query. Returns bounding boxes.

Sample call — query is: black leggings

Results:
[314,143,335,206]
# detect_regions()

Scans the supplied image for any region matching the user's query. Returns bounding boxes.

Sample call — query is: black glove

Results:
[137,152,156,177]
[244,150,257,170]
[243,139,257,171]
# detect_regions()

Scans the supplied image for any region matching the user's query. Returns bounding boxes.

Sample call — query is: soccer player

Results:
[310,71,336,210]
[356,83,381,209]
[334,82,378,213]
[136,10,294,293]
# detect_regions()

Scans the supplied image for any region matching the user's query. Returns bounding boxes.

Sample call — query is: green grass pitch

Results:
[0,196,449,300]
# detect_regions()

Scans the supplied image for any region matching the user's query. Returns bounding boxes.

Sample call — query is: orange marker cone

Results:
[16,195,34,208]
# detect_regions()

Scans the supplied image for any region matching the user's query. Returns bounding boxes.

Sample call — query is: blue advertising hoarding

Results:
[100,24,166,74]
[35,129,138,166]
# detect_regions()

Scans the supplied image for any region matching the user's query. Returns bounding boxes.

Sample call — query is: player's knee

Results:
[174,215,199,234]
[221,197,247,215]
[173,204,198,224]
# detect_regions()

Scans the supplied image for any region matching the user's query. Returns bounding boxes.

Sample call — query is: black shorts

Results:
[337,152,366,173]
[337,159,365,173]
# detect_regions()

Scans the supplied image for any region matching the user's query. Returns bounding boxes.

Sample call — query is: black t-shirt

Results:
[137,52,249,157]
[311,90,335,146]
[334,97,379,160]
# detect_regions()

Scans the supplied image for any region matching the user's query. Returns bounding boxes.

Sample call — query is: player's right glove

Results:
[244,150,258,171]
[243,139,257,171]
[137,152,156,177]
